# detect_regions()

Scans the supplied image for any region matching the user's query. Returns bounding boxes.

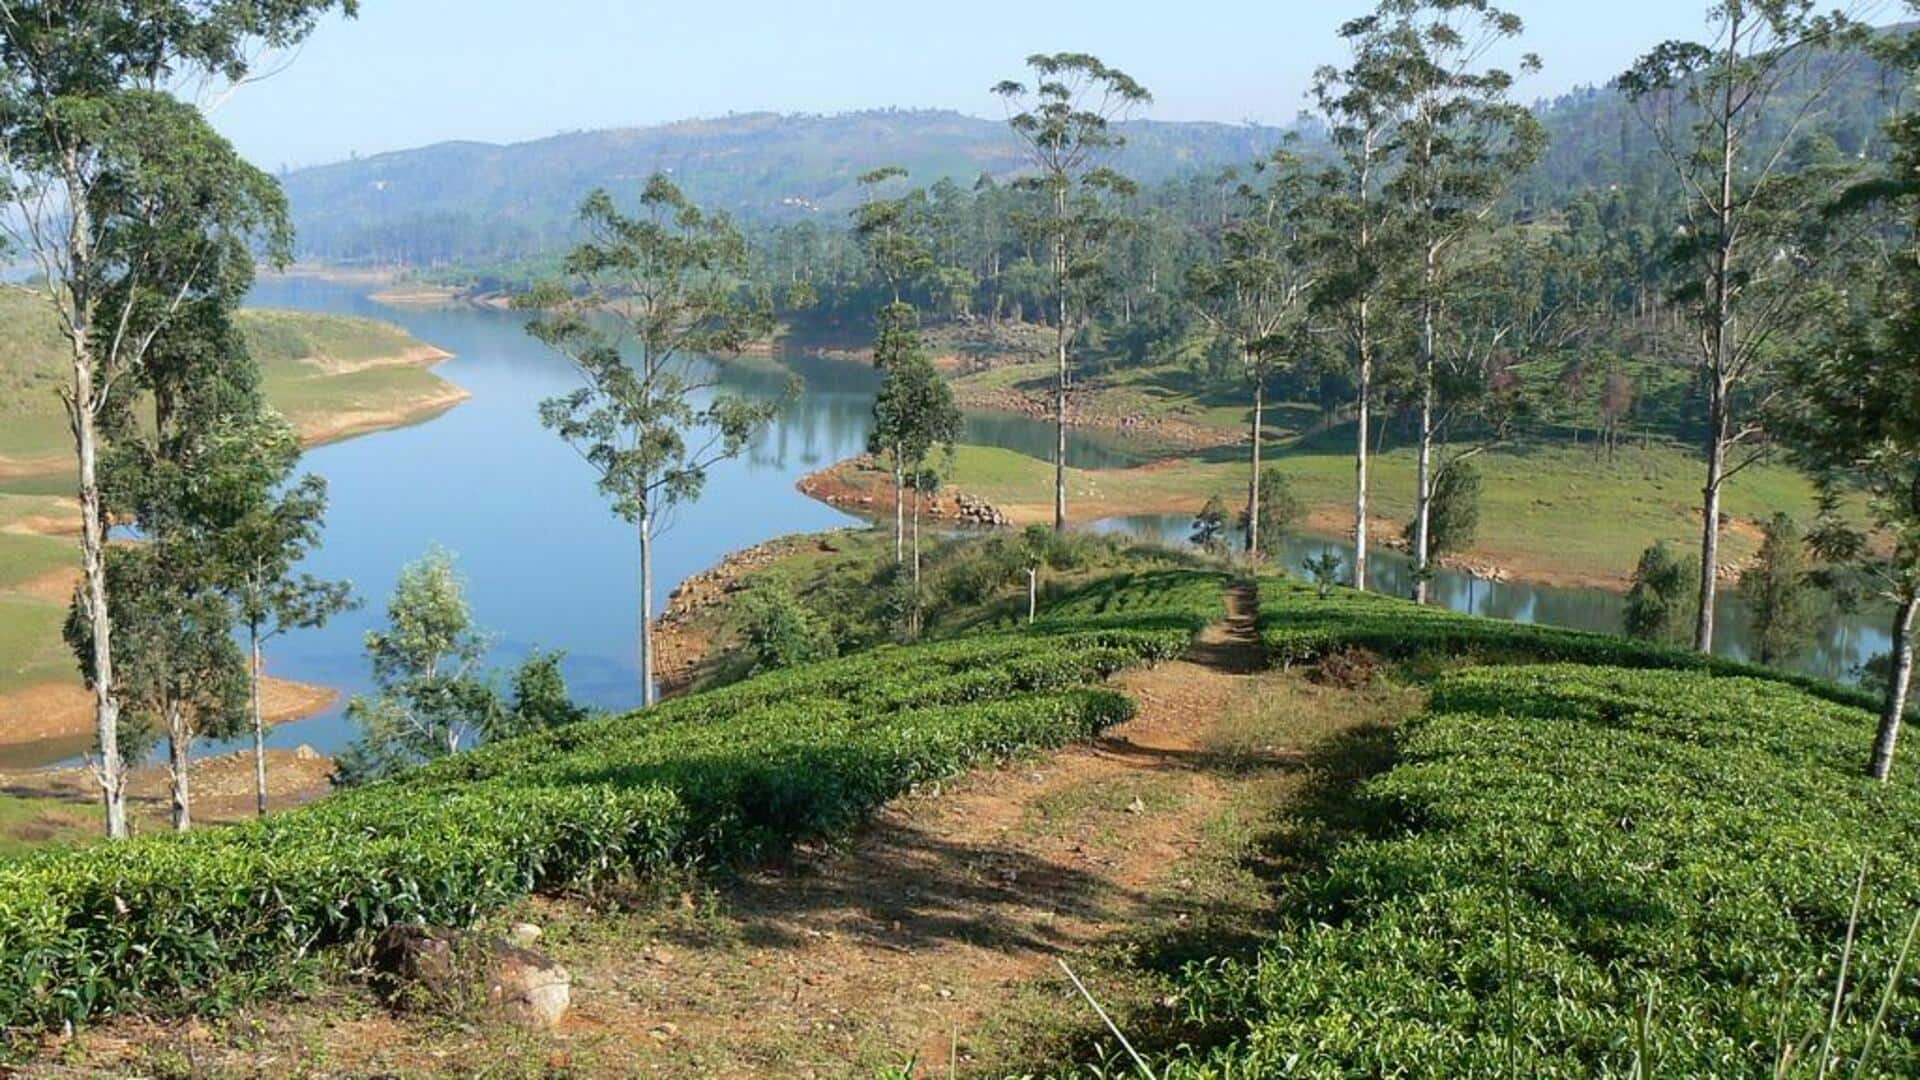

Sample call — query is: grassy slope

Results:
[0,286,458,469]
[0,289,460,723]
[933,352,1820,588]
[939,438,1815,588]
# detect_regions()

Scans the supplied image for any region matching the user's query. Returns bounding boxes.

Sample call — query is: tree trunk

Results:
[1353,326,1372,593]
[63,190,126,840]
[251,625,268,816]
[1246,367,1264,560]
[911,486,923,638]
[1413,248,1437,605]
[168,709,191,833]
[893,453,905,564]
[1053,187,1069,534]
[1027,567,1038,623]
[640,510,657,708]
[1695,387,1728,653]
[1868,595,1917,783]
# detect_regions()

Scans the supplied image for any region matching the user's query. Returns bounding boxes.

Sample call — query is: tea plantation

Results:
[0,570,1226,1038]
[1135,582,1920,1076]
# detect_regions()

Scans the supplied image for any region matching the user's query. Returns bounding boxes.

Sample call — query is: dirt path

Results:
[570,584,1267,1074]
[40,585,1403,1077]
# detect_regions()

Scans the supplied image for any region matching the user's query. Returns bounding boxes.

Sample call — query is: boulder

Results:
[369,923,458,1005]
[487,943,571,1029]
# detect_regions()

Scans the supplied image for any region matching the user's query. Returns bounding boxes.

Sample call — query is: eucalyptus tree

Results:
[0,0,355,839]
[1620,0,1871,652]
[852,166,932,306]
[870,312,962,623]
[522,175,779,706]
[338,548,499,782]
[65,542,247,832]
[1377,0,1545,604]
[1308,19,1413,591]
[212,417,354,815]
[993,53,1152,531]
[1773,60,1920,776]
[854,164,933,563]
[1185,150,1316,561]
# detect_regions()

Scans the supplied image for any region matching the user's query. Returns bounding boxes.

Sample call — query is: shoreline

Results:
[795,453,1648,594]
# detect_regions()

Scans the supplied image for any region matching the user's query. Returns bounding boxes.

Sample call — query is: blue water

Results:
[1090,514,1893,687]
[64,275,1882,768]
[176,278,1140,763]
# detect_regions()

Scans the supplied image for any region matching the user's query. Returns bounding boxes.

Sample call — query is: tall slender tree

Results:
[0,0,355,838]
[1377,0,1545,604]
[212,418,354,815]
[523,175,779,706]
[1186,150,1316,562]
[1309,19,1411,591]
[852,168,933,564]
[993,53,1151,532]
[1620,1,1869,652]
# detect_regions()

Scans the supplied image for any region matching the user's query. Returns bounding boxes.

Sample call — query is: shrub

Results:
[0,568,1225,1038]
[1254,575,1885,715]
[1156,664,1920,1076]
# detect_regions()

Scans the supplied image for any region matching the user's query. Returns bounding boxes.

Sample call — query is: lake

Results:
[150,277,1893,765]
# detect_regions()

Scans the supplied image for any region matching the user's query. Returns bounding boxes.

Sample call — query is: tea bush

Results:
[0,570,1228,1036]
[1255,575,1885,714]
[1156,664,1920,1076]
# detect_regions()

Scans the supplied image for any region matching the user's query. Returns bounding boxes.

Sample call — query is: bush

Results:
[1254,575,1885,715]
[0,569,1226,1037]
[739,585,836,673]
[1156,664,1920,1076]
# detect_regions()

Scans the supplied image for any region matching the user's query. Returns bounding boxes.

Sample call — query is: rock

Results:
[487,943,571,1029]
[506,922,543,949]
[293,744,321,760]
[369,923,458,1005]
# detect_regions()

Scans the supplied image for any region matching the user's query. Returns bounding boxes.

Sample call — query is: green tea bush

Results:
[1255,576,1886,714]
[1157,664,1920,1076]
[0,569,1226,1037]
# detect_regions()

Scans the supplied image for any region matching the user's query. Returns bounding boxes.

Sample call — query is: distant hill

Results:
[278,108,1282,263]
[283,109,1291,265]
[285,27,1916,269]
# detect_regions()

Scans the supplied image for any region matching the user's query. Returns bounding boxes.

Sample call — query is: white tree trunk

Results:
[1027,567,1038,623]
[893,453,904,564]
[251,627,268,816]
[1869,595,1917,783]
[168,709,191,833]
[1247,370,1264,560]
[1353,328,1372,593]
[63,175,126,839]
[1696,387,1728,653]
[640,510,657,707]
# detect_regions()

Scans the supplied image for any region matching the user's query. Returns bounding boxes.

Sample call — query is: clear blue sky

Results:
[202,1,1789,171]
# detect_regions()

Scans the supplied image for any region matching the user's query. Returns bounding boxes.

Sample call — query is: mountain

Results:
[282,109,1291,265]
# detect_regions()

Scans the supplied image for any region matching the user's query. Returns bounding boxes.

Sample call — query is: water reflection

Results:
[1089,512,1892,687]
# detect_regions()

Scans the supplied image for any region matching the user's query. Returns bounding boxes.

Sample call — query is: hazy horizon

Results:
[205,1,1844,173]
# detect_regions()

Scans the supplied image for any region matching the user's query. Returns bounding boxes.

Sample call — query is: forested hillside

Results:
[283,110,1289,263]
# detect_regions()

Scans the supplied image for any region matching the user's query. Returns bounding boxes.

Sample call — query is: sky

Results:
[202,1,1796,171]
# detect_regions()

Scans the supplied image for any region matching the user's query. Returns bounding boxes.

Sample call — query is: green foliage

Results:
[1623,542,1698,644]
[0,569,1224,1036]
[1191,494,1230,555]
[504,649,587,732]
[1154,662,1920,1075]
[337,548,500,783]
[1242,467,1304,560]
[1255,574,1882,715]
[740,585,837,674]
[1406,460,1483,560]
[1740,513,1822,666]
